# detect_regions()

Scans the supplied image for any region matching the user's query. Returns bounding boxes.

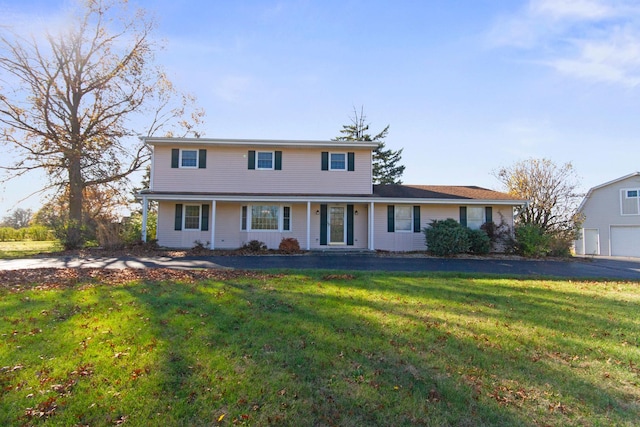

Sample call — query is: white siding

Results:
[374,204,515,252]
[157,201,212,249]
[152,146,373,195]
[579,175,640,256]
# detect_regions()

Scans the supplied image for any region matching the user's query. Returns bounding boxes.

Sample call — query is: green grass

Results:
[1,271,639,426]
[0,240,62,258]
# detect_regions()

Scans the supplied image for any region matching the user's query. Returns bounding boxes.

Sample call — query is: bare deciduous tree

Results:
[0,0,204,248]
[495,158,583,234]
[1,208,33,229]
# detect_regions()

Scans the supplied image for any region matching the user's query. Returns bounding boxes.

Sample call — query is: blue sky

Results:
[1,0,640,214]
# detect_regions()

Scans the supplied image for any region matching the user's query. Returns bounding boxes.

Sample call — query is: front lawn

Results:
[0,269,638,426]
[0,241,62,259]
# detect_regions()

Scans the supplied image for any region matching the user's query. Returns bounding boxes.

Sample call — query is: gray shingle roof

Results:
[373,185,521,201]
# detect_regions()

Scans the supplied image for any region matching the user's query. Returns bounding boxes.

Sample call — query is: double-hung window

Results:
[394,206,412,232]
[387,205,421,233]
[622,189,640,215]
[248,150,282,170]
[181,150,198,168]
[257,152,274,170]
[321,152,354,171]
[330,153,346,171]
[171,148,206,169]
[184,205,201,229]
[460,206,492,229]
[467,207,485,229]
[242,205,292,231]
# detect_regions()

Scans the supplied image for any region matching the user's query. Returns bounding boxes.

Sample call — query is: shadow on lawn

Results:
[122,273,640,426]
[2,271,636,426]
[121,276,539,426]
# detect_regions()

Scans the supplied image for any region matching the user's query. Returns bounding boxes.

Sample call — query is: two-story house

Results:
[574,172,640,257]
[138,137,524,251]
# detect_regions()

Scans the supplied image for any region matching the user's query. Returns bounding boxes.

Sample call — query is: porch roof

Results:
[138,184,525,205]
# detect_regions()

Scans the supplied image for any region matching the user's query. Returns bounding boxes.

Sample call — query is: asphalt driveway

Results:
[0,253,639,280]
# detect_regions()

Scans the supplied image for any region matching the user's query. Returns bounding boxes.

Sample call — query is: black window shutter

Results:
[413,206,421,233]
[248,150,256,169]
[174,204,183,230]
[459,206,467,227]
[320,204,328,245]
[198,149,207,169]
[347,152,355,171]
[347,204,354,245]
[321,152,329,171]
[275,151,282,170]
[241,206,247,230]
[485,207,493,224]
[387,205,395,232]
[201,204,209,231]
[171,149,179,168]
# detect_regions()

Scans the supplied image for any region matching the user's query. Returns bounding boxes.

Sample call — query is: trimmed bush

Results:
[514,223,550,257]
[279,237,301,254]
[423,219,470,256]
[466,228,491,254]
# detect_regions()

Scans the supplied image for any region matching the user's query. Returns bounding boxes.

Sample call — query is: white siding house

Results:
[139,137,524,251]
[575,172,640,257]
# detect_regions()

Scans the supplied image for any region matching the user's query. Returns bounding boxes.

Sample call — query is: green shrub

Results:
[279,237,301,254]
[23,225,54,241]
[423,219,470,256]
[514,223,550,257]
[121,212,157,244]
[0,227,17,241]
[466,228,491,254]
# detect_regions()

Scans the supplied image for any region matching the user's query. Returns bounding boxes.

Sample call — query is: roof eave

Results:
[141,137,380,149]
[136,191,526,205]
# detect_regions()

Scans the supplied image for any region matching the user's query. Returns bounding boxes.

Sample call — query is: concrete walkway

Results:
[0,253,639,280]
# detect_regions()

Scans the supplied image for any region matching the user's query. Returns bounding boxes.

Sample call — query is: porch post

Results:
[306,201,311,250]
[210,200,216,250]
[369,201,375,250]
[141,195,148,242]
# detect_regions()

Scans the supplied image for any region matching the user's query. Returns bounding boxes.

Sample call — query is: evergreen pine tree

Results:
[334,107,405,184]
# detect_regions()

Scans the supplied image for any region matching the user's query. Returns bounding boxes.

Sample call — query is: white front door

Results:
[329,206,346,244]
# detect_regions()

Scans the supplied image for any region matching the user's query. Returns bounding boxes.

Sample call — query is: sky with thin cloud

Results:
[1,0,639,213]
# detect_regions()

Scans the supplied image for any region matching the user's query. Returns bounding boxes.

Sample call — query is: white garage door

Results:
[610,226,640,257]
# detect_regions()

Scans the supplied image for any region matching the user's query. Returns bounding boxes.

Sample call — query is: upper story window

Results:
[330,153,346,170]
[621,188,640,215]
[171,148,206,169]
[257,151,274,170]
[321,151,355,171]
[248,150,282,170]
[181,150,198,168]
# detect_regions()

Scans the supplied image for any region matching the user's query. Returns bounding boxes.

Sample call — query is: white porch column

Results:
[141,196,148,242]
[369,201,375,250]
[306,201,311,250]
[210,200,216,250]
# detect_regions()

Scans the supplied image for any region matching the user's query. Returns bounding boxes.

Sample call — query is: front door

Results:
[329,206,345,244]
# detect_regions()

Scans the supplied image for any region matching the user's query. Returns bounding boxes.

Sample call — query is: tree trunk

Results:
[66,156,84,249]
